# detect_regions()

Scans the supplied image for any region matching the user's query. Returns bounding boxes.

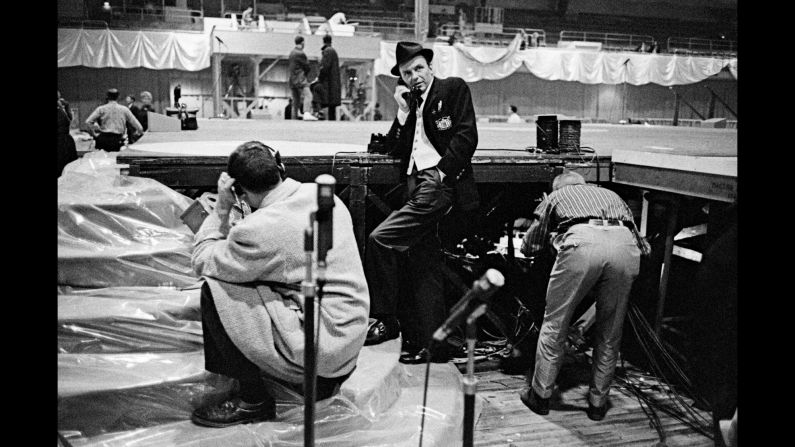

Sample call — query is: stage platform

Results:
[118,118,736,188]
[114,118,736,257]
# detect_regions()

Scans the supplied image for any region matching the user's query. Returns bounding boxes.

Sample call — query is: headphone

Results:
[262,143,287,179]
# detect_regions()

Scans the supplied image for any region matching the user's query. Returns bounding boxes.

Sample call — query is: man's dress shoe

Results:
[519,387,550,415]
[191,397,276,428]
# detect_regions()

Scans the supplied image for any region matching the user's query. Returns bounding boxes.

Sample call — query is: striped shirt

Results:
[85,101,143,135]
[521,183,636,256]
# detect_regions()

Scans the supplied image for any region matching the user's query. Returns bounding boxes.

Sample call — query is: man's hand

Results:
[394,85,410,113]
[216,172,237,217]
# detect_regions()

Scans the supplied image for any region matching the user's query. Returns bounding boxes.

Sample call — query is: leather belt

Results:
[586,218,624,227]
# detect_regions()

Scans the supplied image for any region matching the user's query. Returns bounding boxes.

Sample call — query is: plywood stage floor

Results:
[131,118,737,159]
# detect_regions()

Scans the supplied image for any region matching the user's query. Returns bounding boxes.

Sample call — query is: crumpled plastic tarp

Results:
[59,363,470,447]
[62,150,129,177]
[57,167,473,446]
[58,172,199,288]
[57,286,472,446]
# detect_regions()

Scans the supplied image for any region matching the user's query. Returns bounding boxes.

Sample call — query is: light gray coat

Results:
[191,178,370,383]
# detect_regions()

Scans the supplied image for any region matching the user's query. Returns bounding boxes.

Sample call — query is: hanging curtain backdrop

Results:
[376,35,737,86]
[57,28,735,84]
[58,28,211,72]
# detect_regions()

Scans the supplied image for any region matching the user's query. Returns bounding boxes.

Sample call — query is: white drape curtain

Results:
[58,29,211,71]
[57,28,735,85]
[376,36,737,85]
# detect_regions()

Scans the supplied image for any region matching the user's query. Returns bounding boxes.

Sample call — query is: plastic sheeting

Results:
[57,165,472,446]
[58,28,211,71]
[57,284,469,446]
[62,150,129,177]
[58,172,198,288]
[59,363,471,447]
[375,36,737,85]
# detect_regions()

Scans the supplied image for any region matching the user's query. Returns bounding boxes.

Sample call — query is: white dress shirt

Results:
[396,78,442,176]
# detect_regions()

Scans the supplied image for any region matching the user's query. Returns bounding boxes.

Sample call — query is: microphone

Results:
[315,174,336,264]
[432,269,505,343]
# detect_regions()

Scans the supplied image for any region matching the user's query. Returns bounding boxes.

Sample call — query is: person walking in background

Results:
[287,35,317,121]
[57,90,78,176]
[507,105,523,123]
[85,88,143,152]
[318,35,342,121]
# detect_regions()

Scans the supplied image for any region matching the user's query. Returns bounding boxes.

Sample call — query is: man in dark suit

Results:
[318,34,341,120]
[364,41,479,364]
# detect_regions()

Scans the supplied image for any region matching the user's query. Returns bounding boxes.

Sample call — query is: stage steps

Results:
[58,169,470,445]
[57,284,464,446]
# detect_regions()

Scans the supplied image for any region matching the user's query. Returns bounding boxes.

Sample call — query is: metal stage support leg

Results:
[655,195,680,336]
[349,166,369,259]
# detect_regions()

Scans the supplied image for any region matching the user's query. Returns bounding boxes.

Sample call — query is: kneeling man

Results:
[190,141,370,427]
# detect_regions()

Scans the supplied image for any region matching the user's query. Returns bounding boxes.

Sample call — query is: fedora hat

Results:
[391,41,434,76]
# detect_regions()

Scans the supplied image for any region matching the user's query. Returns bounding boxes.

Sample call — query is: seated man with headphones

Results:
[189,141,370,428]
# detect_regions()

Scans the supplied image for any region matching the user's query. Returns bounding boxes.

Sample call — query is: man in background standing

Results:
[129,91,155,144]
[58,90,78,176]
[287,35,317,121]
[85,88,143,152]
[173,84,182,107]
[318,35,341,121]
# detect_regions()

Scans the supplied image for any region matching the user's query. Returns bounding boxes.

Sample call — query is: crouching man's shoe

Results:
[586,401,608,421]
[191,397,276,428]
[519,387,550,416]
[365,316,400,346]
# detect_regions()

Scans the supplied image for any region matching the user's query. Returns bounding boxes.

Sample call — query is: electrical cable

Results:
[621,303,714,439]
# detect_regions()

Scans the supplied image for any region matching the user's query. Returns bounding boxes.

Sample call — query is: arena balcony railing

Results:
[559,30,656,53]
[349,18,415,40]
[59,3,204,32]
[666,37,737,58]
[435,24,546,49]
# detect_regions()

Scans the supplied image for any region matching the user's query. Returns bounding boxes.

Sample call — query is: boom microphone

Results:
[315,174,336,264]
[432,269,505,343]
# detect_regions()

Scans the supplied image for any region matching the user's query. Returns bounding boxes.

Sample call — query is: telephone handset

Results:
[397,78,422,111]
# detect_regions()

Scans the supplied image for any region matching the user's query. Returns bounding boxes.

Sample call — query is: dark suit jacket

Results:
[288,47,311,88]
[318,45,341,106]
[387,76,479,211]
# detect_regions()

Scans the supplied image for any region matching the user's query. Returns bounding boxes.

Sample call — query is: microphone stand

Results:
[301,219,317,447]
[463,303,488,447]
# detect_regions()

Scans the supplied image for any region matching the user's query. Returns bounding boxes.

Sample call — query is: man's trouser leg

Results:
[200,282,272,404]
[365,168,453,345]
[587,228,640,407]
[95,132,123,152]
[291,87,302,119]
[530,227,601,399]
[327,106,337,121]
[302,85,313,116]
